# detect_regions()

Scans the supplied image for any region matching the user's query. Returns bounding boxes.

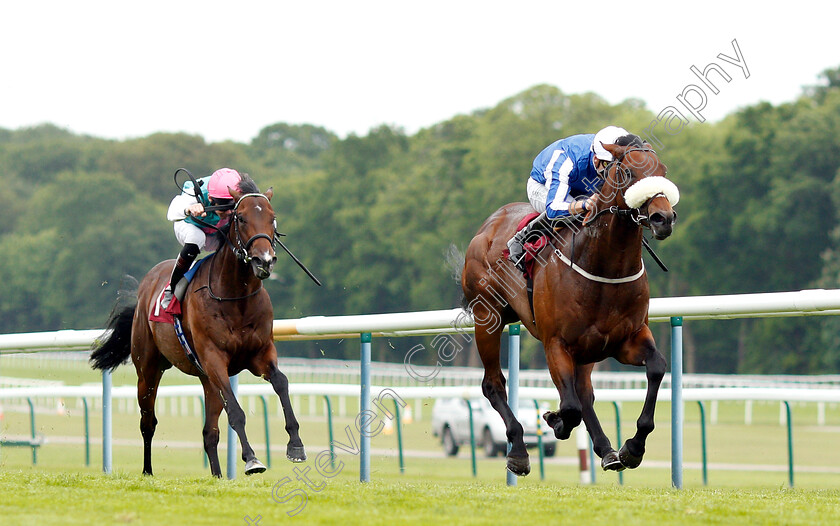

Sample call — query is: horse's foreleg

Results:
[204,359,265,475]
[543,339,582,440]
[266,363,306,463]
[574,363,623,471]
[200,379,224,477]
[615,326,667,469]
[476,324,529,476]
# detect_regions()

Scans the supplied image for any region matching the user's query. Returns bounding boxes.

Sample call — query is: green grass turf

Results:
[1,464,839,525]
[3,356,840,524]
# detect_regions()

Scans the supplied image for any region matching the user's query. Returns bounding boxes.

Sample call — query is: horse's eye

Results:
[236,213,245,224]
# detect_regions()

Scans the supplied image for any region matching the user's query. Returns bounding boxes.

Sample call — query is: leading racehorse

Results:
[461,136,678,476]
[90,178,306,477]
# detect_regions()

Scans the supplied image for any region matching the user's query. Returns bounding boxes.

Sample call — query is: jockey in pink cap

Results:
[162,168,243,308]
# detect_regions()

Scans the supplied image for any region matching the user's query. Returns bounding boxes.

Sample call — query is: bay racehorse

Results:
[461,136,678,476]
[90,178,306,477]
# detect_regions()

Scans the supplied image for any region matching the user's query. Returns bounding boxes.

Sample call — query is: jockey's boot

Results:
[162,243,200,309]
[506,212,548,272]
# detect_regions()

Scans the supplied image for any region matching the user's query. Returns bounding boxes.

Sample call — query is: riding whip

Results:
[274,233,323,287]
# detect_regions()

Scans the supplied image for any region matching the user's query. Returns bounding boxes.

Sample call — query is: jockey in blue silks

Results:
[507,126,630,271]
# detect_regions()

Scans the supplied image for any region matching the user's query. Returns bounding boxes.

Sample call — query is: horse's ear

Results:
[602,143,627,159]
[264,187,273,201]
[229,187,241,202]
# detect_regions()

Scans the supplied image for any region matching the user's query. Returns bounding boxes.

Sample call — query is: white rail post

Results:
[576,424,592,484]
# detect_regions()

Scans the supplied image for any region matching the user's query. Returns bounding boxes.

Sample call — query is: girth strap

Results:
[173,317,207,376]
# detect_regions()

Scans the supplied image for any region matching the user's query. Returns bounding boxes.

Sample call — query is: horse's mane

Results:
[237,173,259,194]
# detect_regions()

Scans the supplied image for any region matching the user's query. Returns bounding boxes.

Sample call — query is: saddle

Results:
[149,255,211,375]
[502,212,557,327]
[503,212,550,280]
[149,256,210,324]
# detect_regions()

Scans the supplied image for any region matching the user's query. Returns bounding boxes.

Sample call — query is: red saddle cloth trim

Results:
[502,212,548,280]
[148,284,182,324]
[522,236,548,280]
[516,212,540,232]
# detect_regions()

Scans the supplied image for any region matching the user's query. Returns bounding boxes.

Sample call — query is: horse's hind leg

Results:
[574,363,623,471]
[615,326,667,469]
[475,316,530,476]
[266,363,306,462]
[133,334,165,476]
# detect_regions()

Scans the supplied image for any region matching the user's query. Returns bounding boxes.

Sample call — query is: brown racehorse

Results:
[461,136,678,476]
[90,177,306,477]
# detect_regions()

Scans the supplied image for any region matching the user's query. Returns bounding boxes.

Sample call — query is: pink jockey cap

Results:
[207,168,241,199]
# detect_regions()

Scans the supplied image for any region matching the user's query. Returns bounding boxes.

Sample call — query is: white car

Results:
[431,397,557,457]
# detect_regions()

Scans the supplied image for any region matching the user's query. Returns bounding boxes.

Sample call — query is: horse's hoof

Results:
[244,459,267,475]
[506,454,531,476]
[619,442,644,469]
[601,450,626,472]
[287,445,307,463]
[552,420,573,440]
[543,411,560,428]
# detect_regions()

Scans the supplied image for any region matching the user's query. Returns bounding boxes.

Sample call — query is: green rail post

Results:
[323,395,335,470]
[27,398,37,465]
[259,395,271,468]
[360,332,371,482]
[697,401,708,485]
[533,399,545,480]
[83,398,90,467]
[671,316,684,489]
[784,401,794,488]
[199,396,207,468]
[394,399,404,474]
[464,399,477,477]
[612,401,622,485]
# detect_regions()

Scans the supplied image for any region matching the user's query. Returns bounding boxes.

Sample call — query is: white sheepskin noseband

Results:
[623,176,680,209]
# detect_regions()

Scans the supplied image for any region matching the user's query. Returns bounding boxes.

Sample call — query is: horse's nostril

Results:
[650,212,674,225]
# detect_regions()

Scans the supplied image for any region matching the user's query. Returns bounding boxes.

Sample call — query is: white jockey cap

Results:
[592,126,630,161]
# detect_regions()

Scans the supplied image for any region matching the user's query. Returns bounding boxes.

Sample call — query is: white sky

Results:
[1,1,837,144]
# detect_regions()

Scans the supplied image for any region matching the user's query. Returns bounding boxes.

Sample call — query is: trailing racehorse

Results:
[461,137,678,476]
[90,180,306,477]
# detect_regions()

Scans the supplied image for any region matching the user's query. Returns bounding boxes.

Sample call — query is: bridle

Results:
[554,146,674,279]
[584,147,664,228]
[229,193,276,264]
[196,192,277,301]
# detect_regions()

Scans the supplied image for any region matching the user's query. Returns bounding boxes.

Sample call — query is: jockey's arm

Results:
[545,157,575,219]
[568,195,597,215]
[167,193,205,221]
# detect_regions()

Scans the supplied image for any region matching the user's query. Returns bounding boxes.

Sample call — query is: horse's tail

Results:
[90,277,138,372]
[444,244,469,309]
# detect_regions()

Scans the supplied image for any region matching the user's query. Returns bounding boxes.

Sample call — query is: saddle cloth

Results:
[503,212,549,280]
[149,255,209,324]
